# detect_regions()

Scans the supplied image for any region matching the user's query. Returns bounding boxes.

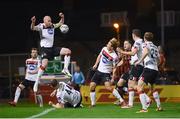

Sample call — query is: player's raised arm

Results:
[54,12,64,29]
[118,47,137,56]
[92,54,101,69]
[31,16,41,31]
[30,16,36,30]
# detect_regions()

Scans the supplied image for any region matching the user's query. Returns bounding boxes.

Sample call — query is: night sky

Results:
[0,0,139,54]
[0,0,63,53]
[0,0,180,80]
[0,0,179,54]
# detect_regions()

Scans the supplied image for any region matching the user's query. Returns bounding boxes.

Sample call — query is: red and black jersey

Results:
[122,52,131,73]
[115,50,131,79]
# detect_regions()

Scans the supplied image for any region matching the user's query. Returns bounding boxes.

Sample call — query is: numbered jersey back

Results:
[143,41,159,71]
[56,82,81,107]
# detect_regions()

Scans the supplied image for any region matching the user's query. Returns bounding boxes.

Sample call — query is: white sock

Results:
[33,81,39,93]
[36,94,43,107]
[34,68,44,92]
[128,90,134,106]
[64,55,70,71]
[90,92,96,106]
[14,87,21,103]
[37,67,44,80]
[112,88,124,103]
[123,87,128,93]
[144,93,151,102]
[153,91,161,108]
[139,93,147,110]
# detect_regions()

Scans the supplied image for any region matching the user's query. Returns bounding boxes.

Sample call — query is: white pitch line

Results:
[26,108,55,119]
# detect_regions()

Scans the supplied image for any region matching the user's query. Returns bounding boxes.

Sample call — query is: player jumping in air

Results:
[30,12,72,93]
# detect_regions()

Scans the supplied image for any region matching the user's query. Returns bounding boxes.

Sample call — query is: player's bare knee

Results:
[18,84,25,90]
[90,82,96,91]
[137,85,143,93]
[133,85,138,91]
[128,82,133,89]
[105,86,112,91]
[117,80,123,87]
[104,82,112,91]
[60,47,71,55]
[105,84,111,91]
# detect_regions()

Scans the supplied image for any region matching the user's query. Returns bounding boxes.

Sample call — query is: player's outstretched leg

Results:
[60,48,72,77]
[33,64,46,92]
[35,93,43,107]
[136,91,148,113]
[153,90,163,111]
[8,85,24,107]
[89,82,96,107]
[62,55,72,77]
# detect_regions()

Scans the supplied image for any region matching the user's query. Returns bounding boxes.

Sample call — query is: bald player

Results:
[31,12,72,93]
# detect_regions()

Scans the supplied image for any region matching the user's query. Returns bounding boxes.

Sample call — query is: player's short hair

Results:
[43,16,51,22]
[124,39,132,45]
[110,38,120,50]
[132,29,141,37]
[49,79,58,88]
[31,48,38,51]
[144,32,154,41]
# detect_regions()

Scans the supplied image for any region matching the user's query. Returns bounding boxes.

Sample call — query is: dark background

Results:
[0,0,180,74]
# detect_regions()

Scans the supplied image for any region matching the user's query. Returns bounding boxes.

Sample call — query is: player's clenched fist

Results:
[59,12,64,18]
[31,16,36,23]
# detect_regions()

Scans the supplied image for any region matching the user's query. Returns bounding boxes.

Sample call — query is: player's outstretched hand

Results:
[59,12,64,18]
[92,64,97,70]
[117,47,123,53]
[31,16,36,23]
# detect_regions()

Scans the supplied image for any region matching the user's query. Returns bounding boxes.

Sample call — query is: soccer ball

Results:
[59,24,69,34]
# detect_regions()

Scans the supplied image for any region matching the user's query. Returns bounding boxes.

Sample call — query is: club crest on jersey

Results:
[29,65,36,70]
[102,57,110,64]
[47,29,54,34]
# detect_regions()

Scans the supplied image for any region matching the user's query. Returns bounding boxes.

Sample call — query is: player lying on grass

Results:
[48,79,82,108]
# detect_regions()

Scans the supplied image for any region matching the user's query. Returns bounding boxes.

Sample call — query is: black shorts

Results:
[64,95,82,108]
[115,72,129,88]
[129,65,144,80]
[91,70,111,85]
[87,68,96,80]
[21,79,35,90]
[121,72,130,81]
[40,47,61,60]
[140,68,159,85]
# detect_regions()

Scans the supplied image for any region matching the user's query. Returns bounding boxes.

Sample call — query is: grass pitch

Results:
[0,101,180,118]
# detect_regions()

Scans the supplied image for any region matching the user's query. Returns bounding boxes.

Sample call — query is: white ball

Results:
[59,24,69,34]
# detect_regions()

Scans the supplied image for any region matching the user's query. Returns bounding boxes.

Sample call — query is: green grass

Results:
[0,101,180,118]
